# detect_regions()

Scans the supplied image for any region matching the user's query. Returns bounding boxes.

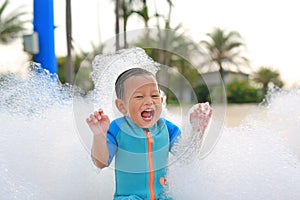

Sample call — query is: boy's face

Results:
[116,75,163,128]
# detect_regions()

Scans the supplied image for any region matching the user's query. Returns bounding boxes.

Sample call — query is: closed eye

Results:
[152,95,160,98]
[134,95,143,99]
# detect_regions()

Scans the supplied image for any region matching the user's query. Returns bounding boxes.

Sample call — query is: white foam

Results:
[0,51,299,199]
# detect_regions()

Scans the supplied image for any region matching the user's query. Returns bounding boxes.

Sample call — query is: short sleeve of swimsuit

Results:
[106,120,119,165]
[165,119,181,149]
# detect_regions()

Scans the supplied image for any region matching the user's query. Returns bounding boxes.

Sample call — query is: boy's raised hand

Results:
[189,102,213,133]
[86,109,110,136]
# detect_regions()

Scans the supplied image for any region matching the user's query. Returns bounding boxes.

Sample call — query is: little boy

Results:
[86,68,212,200]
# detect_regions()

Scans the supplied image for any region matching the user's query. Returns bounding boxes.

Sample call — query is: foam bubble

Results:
[0,56,299,199]
[167,88,300,200]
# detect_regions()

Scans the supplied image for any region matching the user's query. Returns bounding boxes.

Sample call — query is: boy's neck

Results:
[144,128,150,132]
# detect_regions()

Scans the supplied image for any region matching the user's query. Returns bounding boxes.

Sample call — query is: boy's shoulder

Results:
[110,116,127,125]
[157,118,181,137]
[108,117,126,136]
[158,118,179,128]
[111,116,126,125]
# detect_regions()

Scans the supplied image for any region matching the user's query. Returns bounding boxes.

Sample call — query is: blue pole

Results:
[33,0,57,74]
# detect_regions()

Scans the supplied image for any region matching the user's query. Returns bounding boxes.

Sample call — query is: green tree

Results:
[134,26,201,103]
[226,79,262,103]
[116,0,174,48]
[0,0,29,44]
[132,0,149,27]
[194,83,210,103]
[253,66,284,95]
[57,42,105,93]
[199,27,249,81]
[117,0,149,48]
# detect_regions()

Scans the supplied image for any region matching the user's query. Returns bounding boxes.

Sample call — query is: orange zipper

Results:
[144,129,155,200]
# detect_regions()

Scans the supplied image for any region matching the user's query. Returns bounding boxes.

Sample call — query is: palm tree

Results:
[132,0,149,27]
[0,0,29,44]
[120,0,134,48]
[115,0,120,50]
[134,24,200,101]
[115,0,173,49]
[253,66,284,95]
[66,0,74,84]
[199,27,249,81]
[120,0,149,48]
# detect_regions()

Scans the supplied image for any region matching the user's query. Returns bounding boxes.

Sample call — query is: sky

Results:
[2,0,300,88]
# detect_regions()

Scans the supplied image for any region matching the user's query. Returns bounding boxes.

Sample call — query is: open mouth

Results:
[141,109,155,122]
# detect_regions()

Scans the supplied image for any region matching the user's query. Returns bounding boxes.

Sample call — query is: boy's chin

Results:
[138,122,153,129]
[137,119,156,129]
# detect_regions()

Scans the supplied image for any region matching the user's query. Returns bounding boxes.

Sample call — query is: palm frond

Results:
[0,0,9,19]
[0,0,29,44]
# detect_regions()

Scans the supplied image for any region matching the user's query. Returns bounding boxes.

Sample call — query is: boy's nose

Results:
[144,96,153,105]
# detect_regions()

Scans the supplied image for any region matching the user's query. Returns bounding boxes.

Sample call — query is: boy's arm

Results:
[86,109,110,169]
[91,134,109,169]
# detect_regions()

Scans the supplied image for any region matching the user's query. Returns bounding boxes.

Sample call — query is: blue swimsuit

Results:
[105,117,180,200]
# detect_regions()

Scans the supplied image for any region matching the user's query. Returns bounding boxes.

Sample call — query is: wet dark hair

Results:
[115,68,155,99]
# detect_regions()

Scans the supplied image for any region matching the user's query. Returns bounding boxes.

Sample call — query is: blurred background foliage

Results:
[0,0,285,104]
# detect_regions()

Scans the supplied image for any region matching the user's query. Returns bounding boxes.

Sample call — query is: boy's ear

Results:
[115,99,127,115]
